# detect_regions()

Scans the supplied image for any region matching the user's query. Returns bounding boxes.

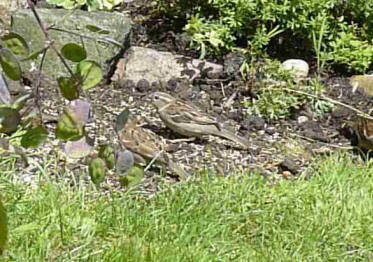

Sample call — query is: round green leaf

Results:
[61,43,87,62]
[57,77,79,101]
[20,125,48,149]
[99,144,115,170]
[76,60,102,90]
[1,32,29,57]
[89,157,106,186]
[0,107,21,134]
[55,108,84,141]
[0,48,22,80]
[23,48,46,61]
[119,165,144,187]
[0,198,7,255]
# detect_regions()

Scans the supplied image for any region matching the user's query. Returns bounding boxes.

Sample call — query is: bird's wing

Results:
[162,100,220,128]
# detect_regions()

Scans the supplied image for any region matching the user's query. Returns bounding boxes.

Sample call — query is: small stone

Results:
[136,79,150,92]
[297,115,309,124]
[282,59,309,78]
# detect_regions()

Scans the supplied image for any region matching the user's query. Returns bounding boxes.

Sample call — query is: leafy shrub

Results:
[242,59,333,120]
[158,0,373,72]
[46,0,122,11]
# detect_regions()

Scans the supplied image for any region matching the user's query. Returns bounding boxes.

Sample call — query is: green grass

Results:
[1,153,373,261]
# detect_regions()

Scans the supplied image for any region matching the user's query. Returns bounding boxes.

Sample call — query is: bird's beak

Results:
[144,93,153,103]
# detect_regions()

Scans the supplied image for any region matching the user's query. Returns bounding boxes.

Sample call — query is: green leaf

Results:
[0,48,22,80]
[89,157,106,186]
[1,32,29,57]
[55,108,84,141]
[115,108,130,133]
[76,60,102,91]
[61,43,87,62]
[22,48,46,61]
[57,77,79,101]
[119,165,144,187]
[98,144,115,170]
[0,198,7,255]
[20,125,48,149]
[0,107,21,134]
[86,25,110,34]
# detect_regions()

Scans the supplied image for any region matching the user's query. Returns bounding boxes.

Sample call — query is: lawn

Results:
[1,153,373,261]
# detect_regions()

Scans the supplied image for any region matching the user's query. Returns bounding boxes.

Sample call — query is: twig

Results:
[26,0,83,95]
[144,151,162,172]
[50,27,123,48]
[267,85,373,121]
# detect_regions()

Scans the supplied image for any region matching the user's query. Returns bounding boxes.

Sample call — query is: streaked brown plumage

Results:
[151,92,250,149]
[119,116,186,177]
[354,116,373,152]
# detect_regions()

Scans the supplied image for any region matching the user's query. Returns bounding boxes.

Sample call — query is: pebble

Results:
[297,115,309,124]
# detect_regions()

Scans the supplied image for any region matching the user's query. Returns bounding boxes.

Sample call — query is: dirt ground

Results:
[5,1,373,193]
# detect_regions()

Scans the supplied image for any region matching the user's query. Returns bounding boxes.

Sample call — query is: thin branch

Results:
[50,27,123,48]
[267,85,373,121]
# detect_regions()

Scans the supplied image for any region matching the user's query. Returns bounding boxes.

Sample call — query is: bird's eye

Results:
[154,94,159,100]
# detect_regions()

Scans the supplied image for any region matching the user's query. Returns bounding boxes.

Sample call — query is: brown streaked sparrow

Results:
[354,116,373,152]
[151,92,250,149]
[119,116,186,177]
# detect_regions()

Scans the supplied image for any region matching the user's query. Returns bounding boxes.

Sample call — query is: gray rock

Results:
[112,46,223,85]
[224,52,245,77]
[11,8,131,79]
[281,59,309,78]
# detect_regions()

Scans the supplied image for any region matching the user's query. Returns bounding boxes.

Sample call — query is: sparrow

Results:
[151,92,250,149]
[118,116,186,177]
[354,116,373,152]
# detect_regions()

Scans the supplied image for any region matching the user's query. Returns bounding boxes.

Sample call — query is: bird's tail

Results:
[215,129,250,149]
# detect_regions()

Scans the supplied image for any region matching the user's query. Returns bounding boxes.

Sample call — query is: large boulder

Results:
[11,8,131,79]
[112,46,223,85]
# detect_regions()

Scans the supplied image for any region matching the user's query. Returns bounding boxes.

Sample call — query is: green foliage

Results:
[89,157,106,186]
[0,49,22,80]
[242,59,332,120]
[98,144,115,170]
[20,125,48,149]
[57,77,79,101]
[61,43,87,62]
[75,60,102,91]
[328,29,373,72]
[46,0,122,11]
[115,108,130,133]
[3,153,373,260]
[1,32,29,57]
[159,0,373,72]
[243,60,305,120]
[0,107,21,134]
[119,165,144,187]
[55,108,84,141]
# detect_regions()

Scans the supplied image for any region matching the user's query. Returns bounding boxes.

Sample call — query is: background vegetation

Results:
[157,0,373,72]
